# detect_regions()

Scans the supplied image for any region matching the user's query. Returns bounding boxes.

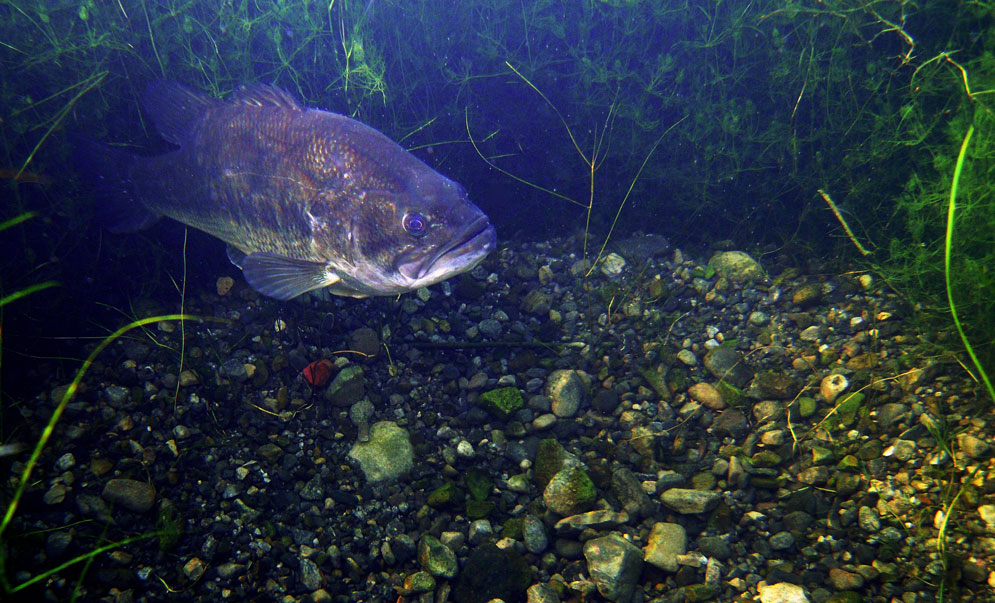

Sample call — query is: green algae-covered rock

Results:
[478,386,524,419]
[533,438,568,488]
[543,466,596,516]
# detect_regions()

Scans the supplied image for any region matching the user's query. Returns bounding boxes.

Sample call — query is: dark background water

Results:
[1,0,994,399]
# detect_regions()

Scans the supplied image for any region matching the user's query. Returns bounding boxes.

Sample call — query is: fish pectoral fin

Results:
[239,253,340,301]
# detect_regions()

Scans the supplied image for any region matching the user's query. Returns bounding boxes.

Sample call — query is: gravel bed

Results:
[4,233,994,603]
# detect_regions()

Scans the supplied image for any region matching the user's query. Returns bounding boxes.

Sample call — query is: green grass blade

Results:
[945,124,995,404]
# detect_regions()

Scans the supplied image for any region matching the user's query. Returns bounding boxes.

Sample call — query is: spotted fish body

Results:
[104,81,496,300]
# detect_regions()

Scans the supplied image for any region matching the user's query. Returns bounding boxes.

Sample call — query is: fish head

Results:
[315,170,496,297]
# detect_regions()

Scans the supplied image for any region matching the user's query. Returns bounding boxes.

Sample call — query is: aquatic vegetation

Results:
[0,313,226,596]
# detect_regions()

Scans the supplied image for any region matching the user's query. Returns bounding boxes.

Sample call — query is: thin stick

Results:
[817,189,871,256]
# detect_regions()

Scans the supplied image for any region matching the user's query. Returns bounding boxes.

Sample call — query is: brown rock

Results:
[688,382,725,410]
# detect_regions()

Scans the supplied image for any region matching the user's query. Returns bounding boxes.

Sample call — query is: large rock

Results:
[325,365,365,406]
[703,347,753,387]
[453,543,531,603]
[583,533,643,603]
[544,466,596,516]
[546,370,587,418]
[643,522,686,572]
[707,251,764,284]
[348,421,413,482]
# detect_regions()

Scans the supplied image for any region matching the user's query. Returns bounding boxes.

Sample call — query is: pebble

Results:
[546,369,586,418]
[659,488,720,514]
[707,251,764,283]
[643,522,686,572]
[183,556,206,581]
[178,370,198,386]
[583,533,643,603]
[828,567,865,590]
[55,452,76,471]
[522,515,548,554]
[688,382,724,409]
[820,373,849,403]
[101,478,156,513]
[676,349,697,366]
[759,582,810,603]
[43,483,67,505]
[544,466,596,516]
[533,413,557,430]
[417,535,457,578]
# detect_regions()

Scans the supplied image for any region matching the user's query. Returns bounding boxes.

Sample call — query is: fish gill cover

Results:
[0,0,994,601]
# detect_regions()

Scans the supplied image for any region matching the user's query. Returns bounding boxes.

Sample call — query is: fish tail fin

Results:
[71,135,159,232]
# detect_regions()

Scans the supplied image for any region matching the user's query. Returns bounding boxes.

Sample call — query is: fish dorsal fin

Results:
[142,80,219,145]
[232,84,302,111]
[238,252,340,300]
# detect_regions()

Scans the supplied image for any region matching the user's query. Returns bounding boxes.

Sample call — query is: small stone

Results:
[820,373,849,403]
[55,452,76,471]
[707,251,764,284]
[759,582,810,603]
[183,556,206,581]
[768,531,795,550]
[688,382,724,409]
[858,506,881,532]
[546,370,587,418]
[799,326,821,342]
[703,347,752,387]
[219,358,248,382]
[676,349,697,366]
[178,370,199,386]
[526,583,561,603]
[401,571,436,595]
[533,413,557,430]
[544,466,596,516]
[258,442,285,464]
[216,276,235,296]
[522,515,548,554]
[791,283,822,306]
[599,252,626,278]
[325,365,366,406]
[958,433,991,459]
[44,484,67,505]
[828,567,865,590]
[101,478,156,513]
[643,522,686,572]
[300,557,322,590]
[584,533,643,603]
[659,488,720,514]
[417,534,458,578]
[478,387,524,419]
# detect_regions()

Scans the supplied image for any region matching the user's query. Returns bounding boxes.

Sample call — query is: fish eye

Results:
[402,212,428,236]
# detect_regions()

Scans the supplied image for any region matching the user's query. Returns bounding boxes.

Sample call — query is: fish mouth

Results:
[399,216,496,283]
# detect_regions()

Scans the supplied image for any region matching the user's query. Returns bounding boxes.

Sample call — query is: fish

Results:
[82,81,496,300]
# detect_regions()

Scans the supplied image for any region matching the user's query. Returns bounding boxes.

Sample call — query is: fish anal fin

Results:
[239,252,339,300]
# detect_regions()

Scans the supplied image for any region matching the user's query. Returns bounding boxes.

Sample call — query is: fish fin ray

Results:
[232,84,302,111]
[239,253,338,300]
[226,245,247,269]
[142,81,218,145]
